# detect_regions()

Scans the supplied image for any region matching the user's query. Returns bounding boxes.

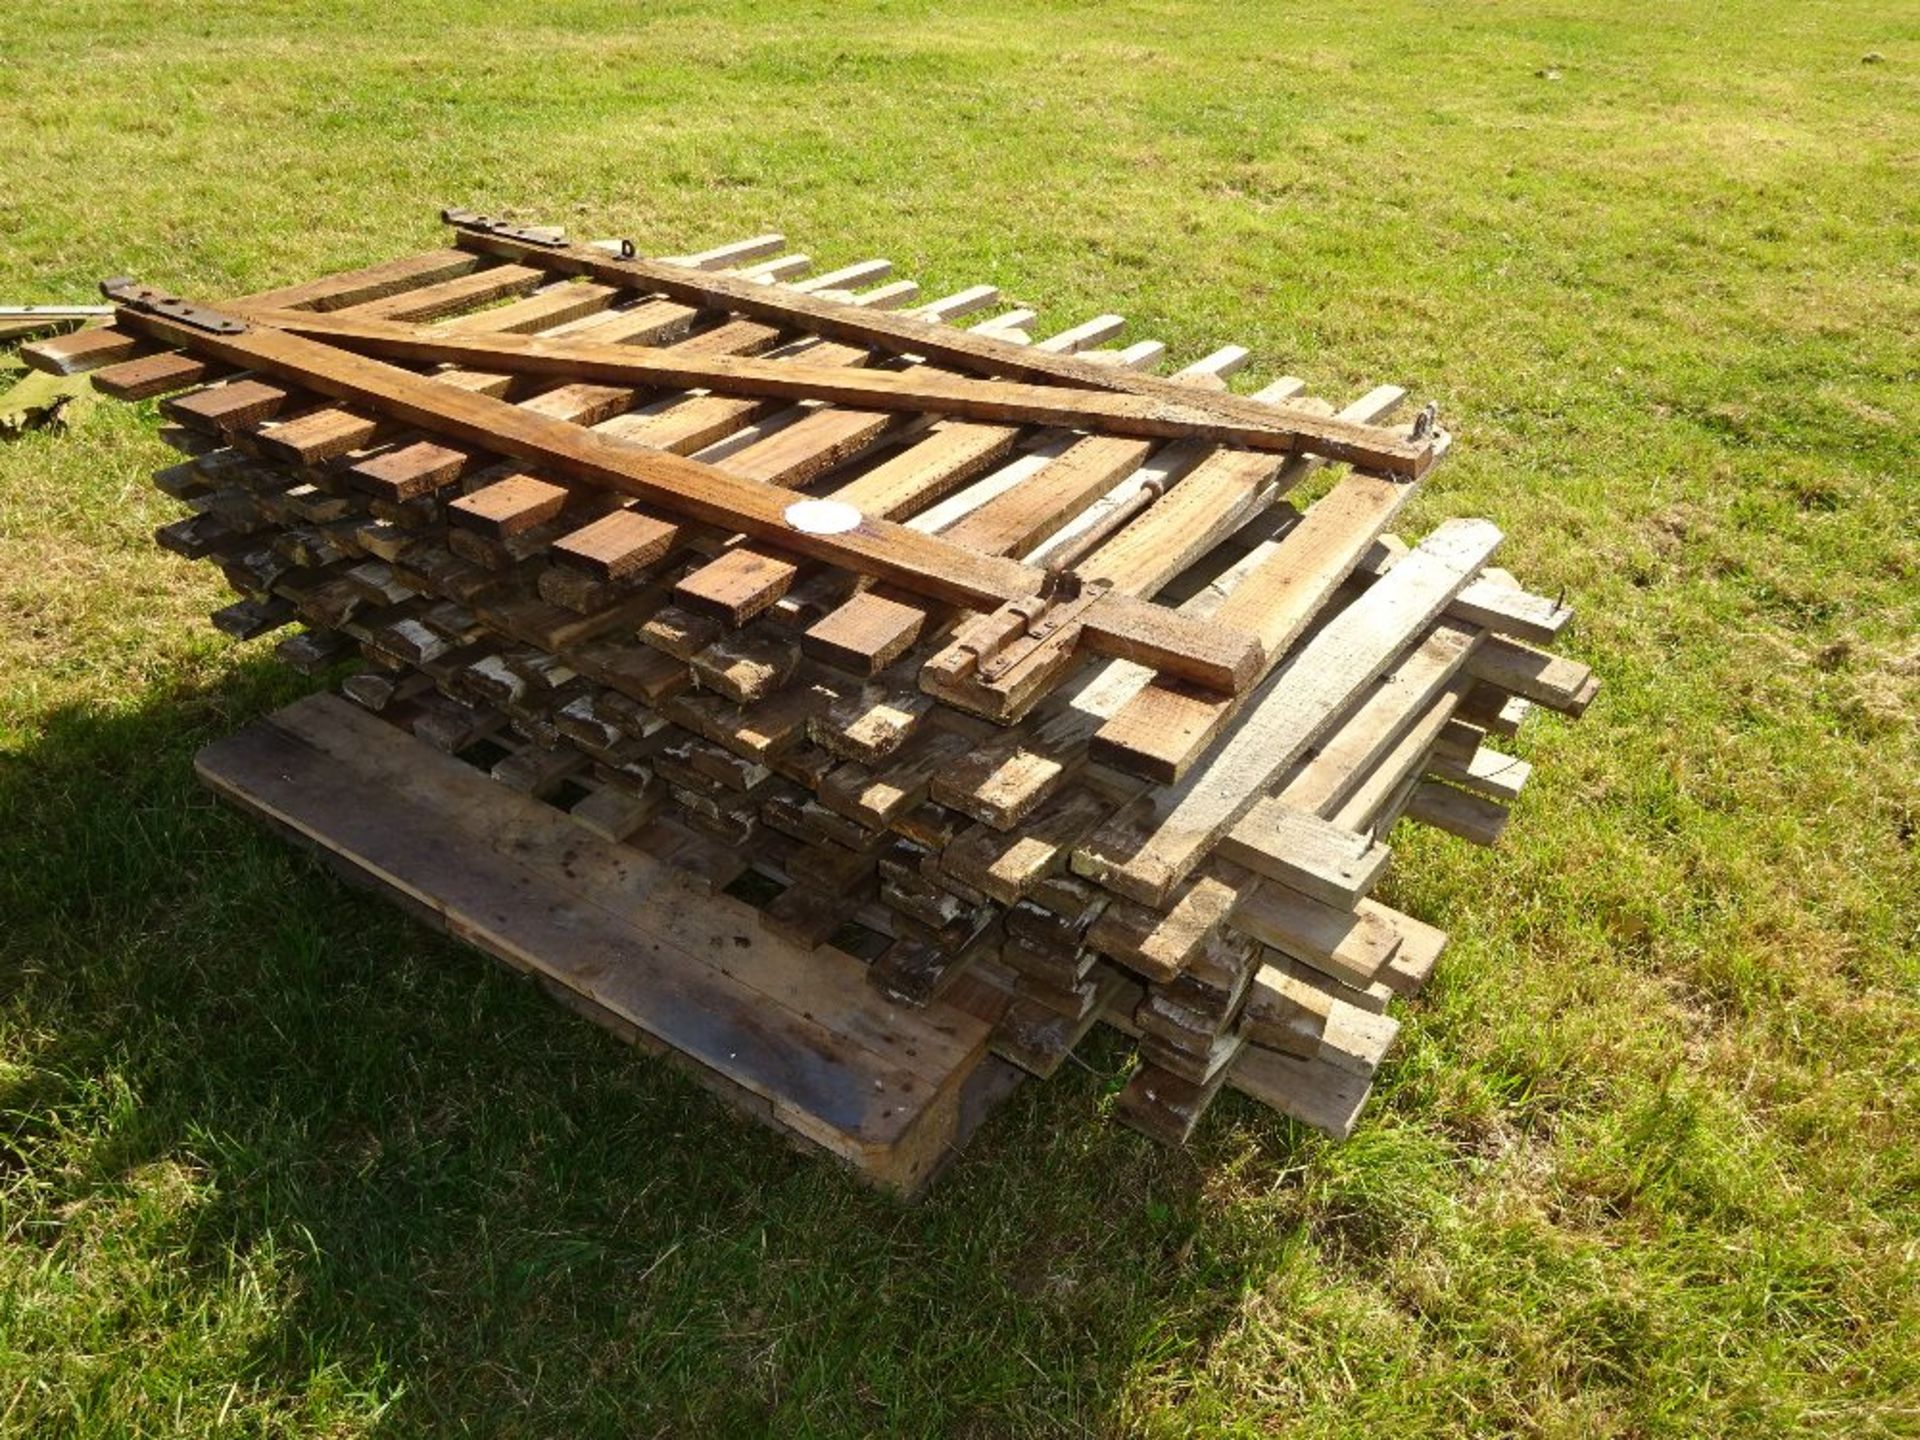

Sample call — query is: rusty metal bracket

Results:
[976,578,1112,683]
[98,279,247,335]
[441,208,568,248]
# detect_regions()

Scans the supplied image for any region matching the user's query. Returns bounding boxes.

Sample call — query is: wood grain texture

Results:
[109,307,1262,696]
[235,307,1400,457]
[1071,519,1504,906]
[194,693,1001,1194]
[1092,396,1417,783]
[447,225,1440,477]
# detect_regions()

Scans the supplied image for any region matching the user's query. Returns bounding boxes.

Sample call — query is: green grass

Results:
[2,1,1917,1434]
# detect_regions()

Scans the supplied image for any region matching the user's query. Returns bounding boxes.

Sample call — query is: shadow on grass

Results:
[1,658,1319,1436]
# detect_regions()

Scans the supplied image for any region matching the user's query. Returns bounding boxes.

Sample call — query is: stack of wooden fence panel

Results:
[33,211,1596,1153]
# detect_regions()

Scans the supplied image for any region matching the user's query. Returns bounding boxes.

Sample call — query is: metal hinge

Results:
[98,279,247,335]
[440,207,568,248]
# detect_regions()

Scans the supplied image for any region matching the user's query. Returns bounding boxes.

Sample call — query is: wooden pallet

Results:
[198,691,1024,1197]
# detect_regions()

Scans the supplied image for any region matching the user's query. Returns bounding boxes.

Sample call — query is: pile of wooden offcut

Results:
[37,211,1595,1169]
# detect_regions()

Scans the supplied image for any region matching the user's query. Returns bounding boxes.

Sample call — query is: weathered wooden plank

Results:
[110,304,1262,697]
[1271,620,1482,818]
[92,350,235,401]
[832,422,1020,519]
[1446,575,1573,645]
[24,247,488,376]
[196,693,1002,1194]
[1466,635,1600,715]
[236,307,1400,459]
[347,263,548,322]
[1216,803,1392,911]
[990,968,1136,1079]
[22,323,149,377]
[1243,961,1332,1059]
[1084,872,1238,982]
[1092,403,1420,783]
[1071,520,1503,906]
[1325,679,1470,832]
[802,586,931,676]
[1114,1060,1235,1145]
[445,221,1439,478]
[162,377,304,433]
[1227,877,1402,988]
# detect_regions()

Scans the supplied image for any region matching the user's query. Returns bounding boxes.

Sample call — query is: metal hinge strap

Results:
[98,279,248,335]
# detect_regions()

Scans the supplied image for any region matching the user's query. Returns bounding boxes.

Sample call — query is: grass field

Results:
[2,2,1916,1434]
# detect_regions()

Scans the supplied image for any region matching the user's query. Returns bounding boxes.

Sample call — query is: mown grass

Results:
[1,2,1916,1435]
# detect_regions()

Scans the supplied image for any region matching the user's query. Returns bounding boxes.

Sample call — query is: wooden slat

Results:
[1447,575,1573,644]
[304,244,838,478]
[673,423,1019,626]
[259,284,646,467]
[940,434,1160,558]
[1326,679,1470,832]
[243,247,493,313]
[1092,400,1419,782]
[1215,805,1391,911]
[667,310,1145,629]
[542,278,933,582]
[347,263,547,322]
[814,365,1268,705]
[1070,521,1503,906]
[93,351,235,402]
[447,473,571,537]
[1465,635,1600,715]
[90,261,551,403]
[20,324,147,376]
[1228,878,1402,988]
[1427,739,1532,803]
[110,306,1261,697]
[197,693,1003,1194]
[1270,621,1482,818]
[236,307,1356,457]
[916,378,1347,723]
[23,247,487,376]
[161,377,300,433]
[446,223,1439,478]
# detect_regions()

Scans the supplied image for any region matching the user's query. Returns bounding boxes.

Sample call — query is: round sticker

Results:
[783,499,863,535]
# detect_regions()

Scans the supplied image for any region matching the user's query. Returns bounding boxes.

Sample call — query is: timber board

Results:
[194,692,1019,1198]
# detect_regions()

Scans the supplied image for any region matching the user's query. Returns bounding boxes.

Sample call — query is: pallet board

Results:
[54,211,1598,1168]
[198,692,1020,1197]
